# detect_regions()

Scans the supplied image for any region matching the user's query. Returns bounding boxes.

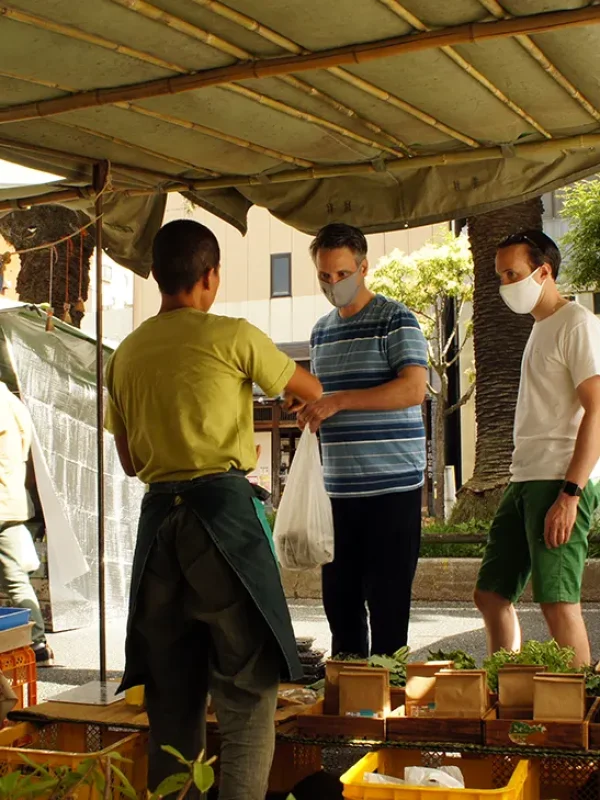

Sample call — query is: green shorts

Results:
[476,480,600,604]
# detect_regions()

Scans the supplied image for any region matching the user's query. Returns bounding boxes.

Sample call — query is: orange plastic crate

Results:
[0,721,148,799]
[0,646,36,709]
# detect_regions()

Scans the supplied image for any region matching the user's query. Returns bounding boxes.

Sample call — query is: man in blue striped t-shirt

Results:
[296,223,427,658]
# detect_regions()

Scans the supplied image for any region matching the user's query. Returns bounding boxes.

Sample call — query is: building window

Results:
[594,293,600,315]
[271,253,291,298]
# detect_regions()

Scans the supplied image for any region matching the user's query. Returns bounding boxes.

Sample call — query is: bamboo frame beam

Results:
[107,0,409,154]
[0,69,304,171]
[187,0,307,54]
[104,0,473,149]
[376,0,551,138]
[3,131,600,213]
[0,70,223,178]
[476,0,600,123]
[187,0,415,152]
[0,4,185,74]
[108,0,248,59]
[0,135,191,187]
[109,0,466,149]
[52,120,222,177]
[3,5,600,125]
[3,3,407,157]
[118,103,314,167]
[224,83,401,156]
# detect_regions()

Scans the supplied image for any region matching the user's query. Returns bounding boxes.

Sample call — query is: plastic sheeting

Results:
[0,304,143,631]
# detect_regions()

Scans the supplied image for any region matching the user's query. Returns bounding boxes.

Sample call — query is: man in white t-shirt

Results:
[474,230,600,667]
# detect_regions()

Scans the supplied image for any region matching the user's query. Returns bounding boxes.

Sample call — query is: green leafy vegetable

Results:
[483,640,575,692]
[427,649,477,670]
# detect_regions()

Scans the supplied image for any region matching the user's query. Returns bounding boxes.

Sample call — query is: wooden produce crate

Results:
[296,699,386,740]
[387,703,491,745]
[484,697,599,750]
[586,697,600,750]
[390,687,406,710]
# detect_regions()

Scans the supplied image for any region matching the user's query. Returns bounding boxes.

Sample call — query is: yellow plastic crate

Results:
[0,722,147,799]
[341,750,537,800]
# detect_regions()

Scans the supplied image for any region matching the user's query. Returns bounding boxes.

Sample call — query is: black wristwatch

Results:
[561,480,583,498]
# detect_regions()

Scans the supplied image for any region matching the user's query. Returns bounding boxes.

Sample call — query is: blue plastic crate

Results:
[0,608,31,631]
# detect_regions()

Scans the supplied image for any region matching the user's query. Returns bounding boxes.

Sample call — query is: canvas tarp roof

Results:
[1,0,600,275]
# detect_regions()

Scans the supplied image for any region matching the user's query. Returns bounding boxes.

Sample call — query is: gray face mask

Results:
[319,269,363,308]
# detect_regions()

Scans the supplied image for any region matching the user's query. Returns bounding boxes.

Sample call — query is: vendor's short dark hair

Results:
[310,223,368,266]
[497,229,561,279]
[152,219,220,295]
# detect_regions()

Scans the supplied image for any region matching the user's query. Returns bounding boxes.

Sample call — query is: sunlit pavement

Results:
[40,602,600,702]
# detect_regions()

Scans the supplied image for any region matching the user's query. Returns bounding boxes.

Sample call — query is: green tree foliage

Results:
[369,233,474,517]
[559,177,600,290]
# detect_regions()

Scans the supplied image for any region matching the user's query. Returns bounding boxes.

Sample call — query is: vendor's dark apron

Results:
[119,471,302,692]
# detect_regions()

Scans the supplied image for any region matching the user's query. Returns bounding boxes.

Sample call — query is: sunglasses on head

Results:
[499,233,541,250]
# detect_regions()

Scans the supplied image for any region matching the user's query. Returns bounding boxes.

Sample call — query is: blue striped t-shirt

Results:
[310,294,428,498]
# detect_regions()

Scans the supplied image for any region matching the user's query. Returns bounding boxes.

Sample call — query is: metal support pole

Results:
[93,162,108,684]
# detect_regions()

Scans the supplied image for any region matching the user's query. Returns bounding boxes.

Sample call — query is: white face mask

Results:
[499,267,545,315]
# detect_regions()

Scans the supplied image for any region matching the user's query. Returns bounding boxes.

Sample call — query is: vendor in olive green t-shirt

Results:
[105,219,321,800]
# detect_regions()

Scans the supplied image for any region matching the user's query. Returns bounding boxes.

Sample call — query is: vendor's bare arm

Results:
[565,375,600,488]
[114,432,136,477]
[284,364,322,405]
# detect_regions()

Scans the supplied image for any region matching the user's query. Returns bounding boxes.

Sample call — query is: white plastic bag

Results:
[273,428,334,570]
[404,766,465,788]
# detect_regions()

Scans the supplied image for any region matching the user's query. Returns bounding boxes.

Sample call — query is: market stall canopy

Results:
[1,0,600,275]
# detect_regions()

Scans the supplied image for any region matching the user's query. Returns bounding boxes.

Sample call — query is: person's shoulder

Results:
[563,301,600,333]
[312,307,338,332]
[373,295,421,328]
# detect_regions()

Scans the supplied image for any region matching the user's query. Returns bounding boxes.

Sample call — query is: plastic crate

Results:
[269,741,322,793]
[341,750,537,800]
[0,646,36,709]
[0,608,31,631]
[0,721,148,799]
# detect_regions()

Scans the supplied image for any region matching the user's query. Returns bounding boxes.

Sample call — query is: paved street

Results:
[39,601,600,701]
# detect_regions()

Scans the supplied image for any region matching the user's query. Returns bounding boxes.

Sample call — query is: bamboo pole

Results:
[0,4,185,74]
[2,5,600,125]
[224,84,402,156]
[52,120,222,177]
[0,135,193,186]
[279,75,414,155]
[107,0,462,148]
[4,4,408,157]
[187,0,307,54]
[187,0,416,152]
[107,0,409,154]
[108,0,248,60]
[3,130,600,213]
[328,67,479,147]
[92,161,108,686]
[0,70,225,177]
[116,103,314,167]
[476,0,600,122]
[376,0,552,138]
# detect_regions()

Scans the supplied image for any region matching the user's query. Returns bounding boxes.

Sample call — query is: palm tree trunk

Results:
[452,197,543,522]
[0,206,94,328]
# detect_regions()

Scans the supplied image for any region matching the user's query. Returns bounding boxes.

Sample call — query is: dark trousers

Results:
[135,503,279,800]
[322,489,422,658]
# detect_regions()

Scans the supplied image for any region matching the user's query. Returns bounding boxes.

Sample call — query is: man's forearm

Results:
[337,376,424,412]
[565,409,600,488]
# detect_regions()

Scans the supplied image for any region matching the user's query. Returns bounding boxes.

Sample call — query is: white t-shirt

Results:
[511,302,600,482]
[0,383,34,523]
